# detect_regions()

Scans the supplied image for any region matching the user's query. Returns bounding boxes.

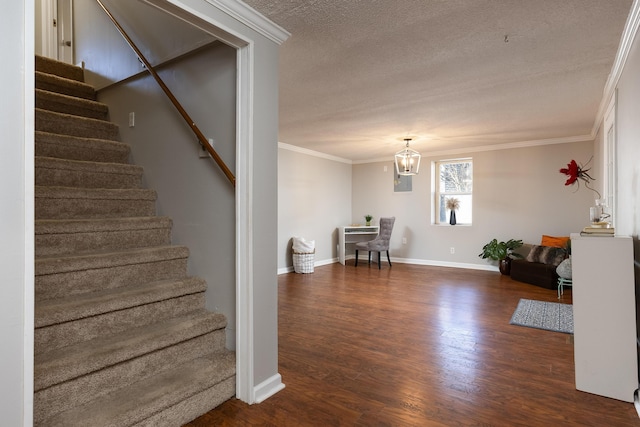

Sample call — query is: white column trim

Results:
[234,41,255,403]
[592,0,640,136]
[23,1,36,425]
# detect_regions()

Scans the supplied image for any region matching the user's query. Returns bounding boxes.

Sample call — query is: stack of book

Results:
[581,226,614,236]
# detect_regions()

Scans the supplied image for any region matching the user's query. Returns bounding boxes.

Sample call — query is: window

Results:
[434,159,473,224]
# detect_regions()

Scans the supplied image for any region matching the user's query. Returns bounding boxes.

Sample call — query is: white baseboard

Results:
[253,373,285,404]
[277,257,338,275]
[279,257,498,274]
[390,257,499,272]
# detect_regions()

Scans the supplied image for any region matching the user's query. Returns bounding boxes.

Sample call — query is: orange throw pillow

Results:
[540,235,570,248]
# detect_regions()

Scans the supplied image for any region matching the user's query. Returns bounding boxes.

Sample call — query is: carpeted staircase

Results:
[34,55,235,426]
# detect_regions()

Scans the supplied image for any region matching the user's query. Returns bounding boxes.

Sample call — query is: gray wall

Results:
[278,146,352,271]
[98,42,238,347]
[74,0,217,89]
[352,142,595,269]
[278,141,596,271]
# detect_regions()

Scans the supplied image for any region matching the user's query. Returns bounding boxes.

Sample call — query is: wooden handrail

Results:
[95,0,236,187]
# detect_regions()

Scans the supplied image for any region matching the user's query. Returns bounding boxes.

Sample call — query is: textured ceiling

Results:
[243,0,633,162]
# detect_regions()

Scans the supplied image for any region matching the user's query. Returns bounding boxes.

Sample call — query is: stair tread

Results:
[36,108,120,140]
[36,156,143,176]
[36,108,118,129]
[43,351,235,427]
[35,131,130,163]
[35,310,227,391]
[36,55,85,82]
[35,216,172,234]
[35,245,189,275]
[36,88,109,120]
[35,71,95,100]
[36,276,207,328]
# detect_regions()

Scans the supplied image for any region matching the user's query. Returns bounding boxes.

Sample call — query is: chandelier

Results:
[394,138,421,176]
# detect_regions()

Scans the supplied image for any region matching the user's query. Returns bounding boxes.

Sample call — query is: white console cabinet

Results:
[570,233,637,402]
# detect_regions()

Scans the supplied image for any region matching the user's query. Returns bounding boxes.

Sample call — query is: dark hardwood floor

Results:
[185,262,639,426]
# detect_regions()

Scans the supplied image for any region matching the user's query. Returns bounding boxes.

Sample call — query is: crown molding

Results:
[352,134,593,164]
[278,142,352,164]
[205,0,290,45]
[592,0,640,137]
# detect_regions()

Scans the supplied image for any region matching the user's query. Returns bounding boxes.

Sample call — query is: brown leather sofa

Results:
[510,243,567,290]
[510,259,559,289]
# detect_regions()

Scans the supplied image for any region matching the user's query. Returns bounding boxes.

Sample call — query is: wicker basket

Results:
[293,251,315,273]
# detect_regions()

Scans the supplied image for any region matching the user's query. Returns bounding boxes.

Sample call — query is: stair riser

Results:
[36,294,206,353]
[36,227,171,257]
[36,258,188,301]
[36,109,119,140]
[36,56,85,82]
[35,132,130,164]
[36,92,109,121]
[35,166,143,189]
[35,197,155,220]
[34,333,227,425]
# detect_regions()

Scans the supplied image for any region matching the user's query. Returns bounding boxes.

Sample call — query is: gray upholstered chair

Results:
[355,217,395,269]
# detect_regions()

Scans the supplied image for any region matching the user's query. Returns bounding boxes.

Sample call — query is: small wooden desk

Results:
[338,225,379,265]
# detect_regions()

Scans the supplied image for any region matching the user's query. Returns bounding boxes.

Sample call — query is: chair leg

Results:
[368,251,371,264]
[386,250,392,266]
[378,251,381,269]
[355,249,358,266]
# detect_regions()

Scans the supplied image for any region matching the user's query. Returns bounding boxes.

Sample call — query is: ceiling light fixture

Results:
[394,138,421,176]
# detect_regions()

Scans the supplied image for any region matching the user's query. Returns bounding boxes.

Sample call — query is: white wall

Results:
[1,1,34,425]
[352,141,595,269]
[278,146,352,271]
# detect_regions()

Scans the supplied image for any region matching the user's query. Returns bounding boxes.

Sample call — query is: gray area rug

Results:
[510,299,573,334]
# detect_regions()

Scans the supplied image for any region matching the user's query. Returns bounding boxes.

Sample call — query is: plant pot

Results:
[366,221,371,226]
[449,210,457,225]
[499,257,511,275]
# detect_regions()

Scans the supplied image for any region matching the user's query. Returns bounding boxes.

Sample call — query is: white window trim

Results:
[433,158,473,225]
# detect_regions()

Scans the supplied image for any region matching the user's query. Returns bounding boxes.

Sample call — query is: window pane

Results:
[439,194,472,223]
[439,162,473,193]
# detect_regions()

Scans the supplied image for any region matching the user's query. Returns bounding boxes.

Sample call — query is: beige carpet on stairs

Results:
[33,55,235,427]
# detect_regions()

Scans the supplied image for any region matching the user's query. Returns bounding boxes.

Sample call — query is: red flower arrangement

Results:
[559,158,601,199]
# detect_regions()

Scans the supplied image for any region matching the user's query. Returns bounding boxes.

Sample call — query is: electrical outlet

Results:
[128,112,135,127]
[402,237,407,244]
[384,165,388,172]
[450,247,455,254]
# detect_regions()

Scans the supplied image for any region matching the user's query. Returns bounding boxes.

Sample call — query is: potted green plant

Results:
[365,214,373,226]
[478,238,524,275]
